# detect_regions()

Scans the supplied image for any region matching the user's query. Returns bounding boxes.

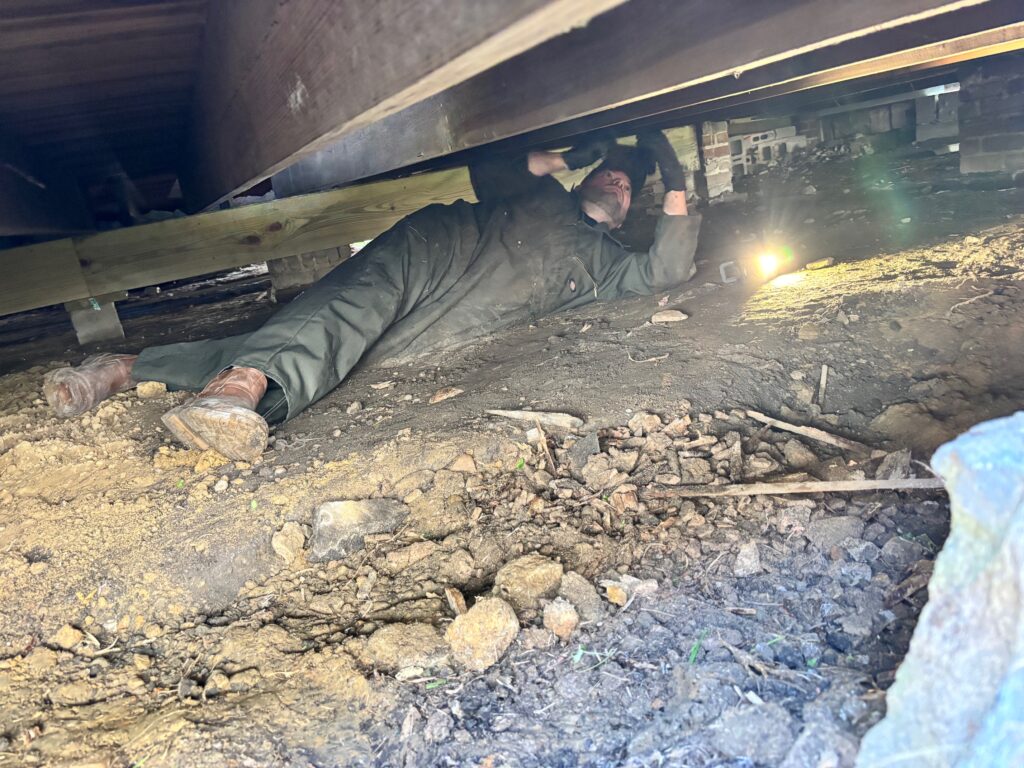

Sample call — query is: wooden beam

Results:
[0,167,476,316]
[0,129,92,236]
[274,0,1007,195]
[183,0,628,211]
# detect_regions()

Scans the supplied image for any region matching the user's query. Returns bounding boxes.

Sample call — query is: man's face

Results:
[579,168,632,228]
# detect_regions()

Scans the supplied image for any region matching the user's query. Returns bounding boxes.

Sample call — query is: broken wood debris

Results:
[743,409,870,455]
[486,410,584,431]
[645,478,946,498]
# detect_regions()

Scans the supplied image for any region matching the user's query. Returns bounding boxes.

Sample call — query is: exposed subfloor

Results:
[1,148,1023,767]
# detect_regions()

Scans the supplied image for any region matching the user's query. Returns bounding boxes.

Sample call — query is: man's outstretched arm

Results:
[595,130,701,296]
[470,136,615,205]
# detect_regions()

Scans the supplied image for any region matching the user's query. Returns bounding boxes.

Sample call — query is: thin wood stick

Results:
[743,409,870,455]
[817,364,829,410]
[645,478,945,498]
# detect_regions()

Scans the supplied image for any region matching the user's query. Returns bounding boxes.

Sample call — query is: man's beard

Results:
[580,187,626,226]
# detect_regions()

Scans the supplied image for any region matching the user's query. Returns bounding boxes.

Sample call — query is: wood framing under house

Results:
[2,0,1024,325]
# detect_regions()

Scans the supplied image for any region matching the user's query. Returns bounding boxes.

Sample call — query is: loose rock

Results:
[558,571,604,623]
[136,381,167,398]
[805,516,866,551]
[543,598,580,641]
[445,597,520,672]
[271,521,305,564]
[651,310,688,323]
[309,499,409,562]
[49,624,83,651]
[363,622,448,674]
[733,541,762,577]
[493,554,563,618]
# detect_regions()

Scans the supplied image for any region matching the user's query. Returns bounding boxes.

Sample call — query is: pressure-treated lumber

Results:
[646,479,947,498]
[0,168,475,316]
[184,0,628,210]
[272,0,994,194]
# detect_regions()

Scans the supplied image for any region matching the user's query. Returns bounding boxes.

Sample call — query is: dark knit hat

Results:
[590,143,657,194]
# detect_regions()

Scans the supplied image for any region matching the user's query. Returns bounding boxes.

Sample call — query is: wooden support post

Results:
[64,297,125,345]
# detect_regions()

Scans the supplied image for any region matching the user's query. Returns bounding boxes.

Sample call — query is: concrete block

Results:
[267,246,349,297]
[65,300,125,345]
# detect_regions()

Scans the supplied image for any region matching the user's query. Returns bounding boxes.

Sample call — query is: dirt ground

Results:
[1,146,1023,767]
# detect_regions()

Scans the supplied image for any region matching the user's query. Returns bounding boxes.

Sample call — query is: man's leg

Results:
[159,205,470,459]
[43,203,470,459]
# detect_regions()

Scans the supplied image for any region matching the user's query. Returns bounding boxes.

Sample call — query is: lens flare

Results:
[757,251,781,278]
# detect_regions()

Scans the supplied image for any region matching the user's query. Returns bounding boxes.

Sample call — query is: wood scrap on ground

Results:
[645,478,946,498]
[486,409,584,430]
[743,408,871,455]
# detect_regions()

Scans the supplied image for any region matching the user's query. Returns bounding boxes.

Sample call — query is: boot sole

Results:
[162,401,268,462]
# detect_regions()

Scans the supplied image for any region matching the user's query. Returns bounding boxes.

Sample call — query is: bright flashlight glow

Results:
[757,251,781,278]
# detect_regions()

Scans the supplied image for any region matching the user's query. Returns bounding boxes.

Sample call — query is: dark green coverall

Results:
[133,156,702,423]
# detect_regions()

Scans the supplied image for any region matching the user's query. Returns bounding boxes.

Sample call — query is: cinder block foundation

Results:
[700,120,734,200]
[267,246,350,299]
[959,52,1024,176]
[64,299,125,345]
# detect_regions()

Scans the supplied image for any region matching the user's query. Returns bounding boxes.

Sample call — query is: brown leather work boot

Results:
[43,353,138,418]
[161,367,269,462]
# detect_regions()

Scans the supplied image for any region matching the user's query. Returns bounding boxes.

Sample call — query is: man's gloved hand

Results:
[561,130,617,170]
[638,130,686,191]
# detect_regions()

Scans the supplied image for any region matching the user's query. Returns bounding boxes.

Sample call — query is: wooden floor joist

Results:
[185,0,630,210]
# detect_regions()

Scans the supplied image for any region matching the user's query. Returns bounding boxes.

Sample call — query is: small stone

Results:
[627,411,663,436]
[493,554,563,618]
[28,561,48,575]
[605,583,629,607]
[347,401,363,414]
[272,521,305,563]
[543,598,579,641]
[332,428,342,438]
[601,574,658,607]
[49,624,83,651]
[445,597,519,672]
[213,478,229,493]
[309,499,409,562]
[429,387,463,404]
[710,703,796,764]
[449,454,477,473]
[520,627,556,650]
[558,571,604,623]
[609,484,639,513]
[733,541,762,577]
[651,310,688,323]
[790,370,806,381]
[566,431,601,478]
[204,671,230,697]
[679,457,714,484]
[880,536,929,570]
[798,323,821,341]
[136,381,167,398]
[876,449,912,480]
[132,653,152,671]
[806,516,866,550]
[783,439,819,469]
[363,623,447,673]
